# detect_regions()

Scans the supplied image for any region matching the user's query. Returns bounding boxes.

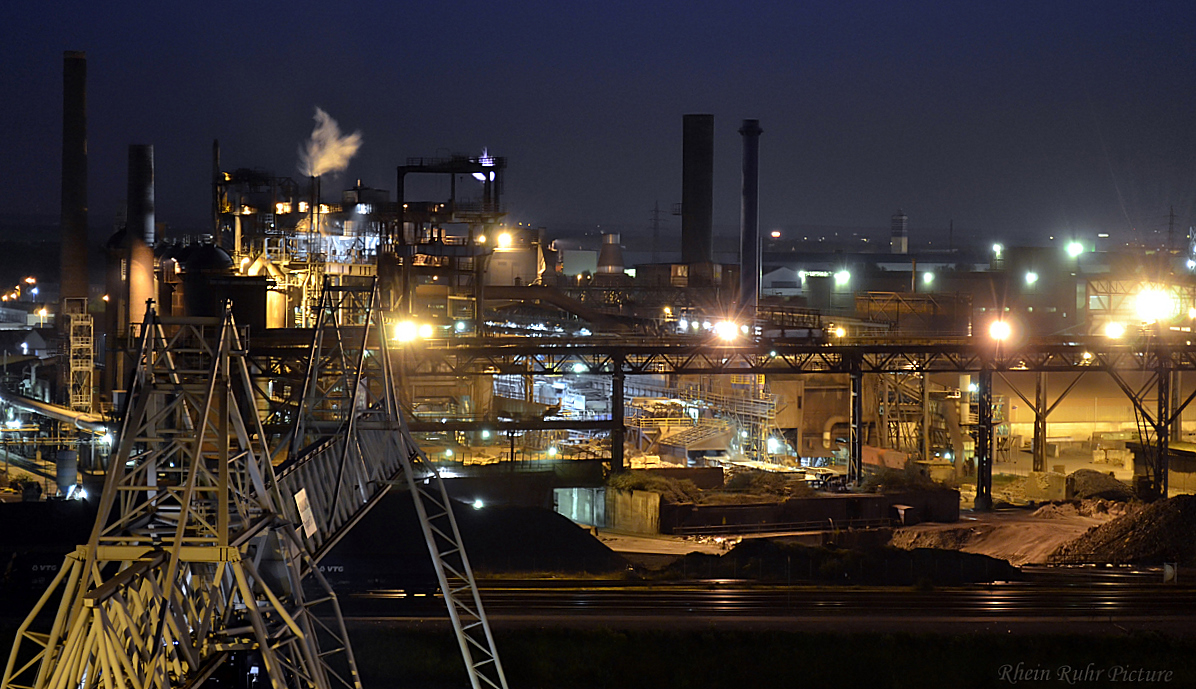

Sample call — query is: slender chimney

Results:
[681,114,714,264]
[739,119,763,318]
[212,139,221,234]
[60,51,88,302]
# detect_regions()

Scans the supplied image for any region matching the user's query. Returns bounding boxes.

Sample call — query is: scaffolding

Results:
[63,298,92,413]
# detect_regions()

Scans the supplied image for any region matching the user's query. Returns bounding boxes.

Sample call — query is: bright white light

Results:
[572,362,588,373]
[1187,259,1195,270]
[418,323,434,339]
[455,320,467,332]
[102,432,114,445]
[498,232,512,248]
[1066,241,1084,258]
[547,446,558,457]
[833,270,850,286]
[472,172,487,182]
[691,321,700,331]
[740,430,748,438]
[989,320,1012,341]
[481,430,491,440]
[5,419,20,429]
[714,321,738,341]
[739,324,750,335]
[1136,286,1179,323]
[833,326,846,338]
[922,271,934,285]
[472,499,484,510]
[445,448,454,457]
[1104,321,1126,338]
[766,437,780,453]
[968,383,978,393]
[992,243,1003,257]
[1025,272,1039,285]
[678,318,689,331]
[770,230,781,238]
[395,321,418,342]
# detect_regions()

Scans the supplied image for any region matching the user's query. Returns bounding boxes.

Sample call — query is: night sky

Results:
[3,0,1195,248]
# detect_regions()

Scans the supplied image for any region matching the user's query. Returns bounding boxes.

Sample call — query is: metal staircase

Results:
[281,277,508,689]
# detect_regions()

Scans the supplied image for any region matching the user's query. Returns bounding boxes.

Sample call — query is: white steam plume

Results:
[298,107,363,177]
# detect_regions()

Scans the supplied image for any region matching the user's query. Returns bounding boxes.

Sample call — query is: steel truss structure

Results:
[5,277,506,689]
[4,311,360,689]
[392,335,1196,499]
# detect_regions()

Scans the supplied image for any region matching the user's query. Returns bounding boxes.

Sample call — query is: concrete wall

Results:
[606,488,660,534]
[554,487,606,527]
[659,490,959,534]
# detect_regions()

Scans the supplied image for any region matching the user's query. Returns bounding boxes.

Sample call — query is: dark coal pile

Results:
[1050,494,1196,566]
[0,499,98,605]
[322,492,626,590]
[661,537,1020,585]
[1068,469,1135,501]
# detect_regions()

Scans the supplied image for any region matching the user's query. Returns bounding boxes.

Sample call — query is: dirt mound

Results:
[324,493,627,588]
[661,537,1019,585]
[608,471,702,504]
[890,526,977,550]
[1049,495,1196,566]
[1068,469,1135,501]
[1032,499,1135,520]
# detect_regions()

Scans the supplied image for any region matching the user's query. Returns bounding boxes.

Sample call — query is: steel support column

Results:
[849,360,863,485]
[975,367,993,511]
[920,372,930,462]
[612,360,625,472]
[1033,372,1047,473]
[1157,357,1170,498]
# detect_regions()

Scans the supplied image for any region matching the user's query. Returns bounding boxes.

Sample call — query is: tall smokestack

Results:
[60,51,88,302]
[739,119,763,318]
[681,114,714,264]
[891,209,908,254]
[127,145,155,245]
[597,233,624,274]
[126,145,156,324]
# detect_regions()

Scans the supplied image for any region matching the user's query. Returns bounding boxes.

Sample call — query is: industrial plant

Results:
[3,49,1196,689]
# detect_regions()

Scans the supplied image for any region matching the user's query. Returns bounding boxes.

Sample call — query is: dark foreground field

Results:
[346,624,1195,688]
